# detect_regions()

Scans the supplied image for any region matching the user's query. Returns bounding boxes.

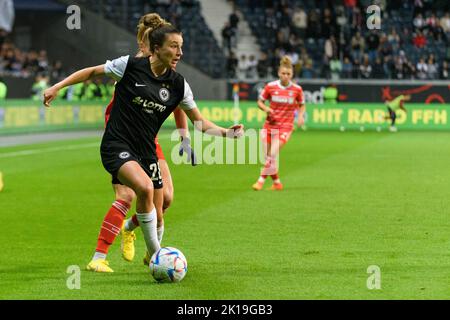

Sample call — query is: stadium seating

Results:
[234,0,449,80]
[3,0,449,81]
[78,0,226,78]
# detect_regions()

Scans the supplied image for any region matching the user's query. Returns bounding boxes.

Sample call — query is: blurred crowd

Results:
[0,40,63,79]
[0,31,115,100]
[226,0,450,80]
[29,75,116,102]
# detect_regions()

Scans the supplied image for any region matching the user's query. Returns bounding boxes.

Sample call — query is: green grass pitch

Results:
[1,130,450,299]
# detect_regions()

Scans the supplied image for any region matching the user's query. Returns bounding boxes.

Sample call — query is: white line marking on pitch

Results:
[0,143,99,158]
[0,131,173,158]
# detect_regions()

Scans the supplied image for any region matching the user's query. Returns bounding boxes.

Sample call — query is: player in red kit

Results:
[252,56,306,191]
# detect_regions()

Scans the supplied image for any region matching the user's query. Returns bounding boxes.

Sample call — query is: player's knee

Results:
[135,183,154,200]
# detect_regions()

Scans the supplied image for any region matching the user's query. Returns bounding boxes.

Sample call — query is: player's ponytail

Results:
[136,13,168,49]
[279,56,293,70]
[137,13,181,54]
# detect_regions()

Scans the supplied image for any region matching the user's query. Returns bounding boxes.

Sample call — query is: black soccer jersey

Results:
[101,55,196,160]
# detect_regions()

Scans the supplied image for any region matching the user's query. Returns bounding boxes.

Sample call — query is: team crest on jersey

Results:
[119,152,130,159]
[159,88,170,102]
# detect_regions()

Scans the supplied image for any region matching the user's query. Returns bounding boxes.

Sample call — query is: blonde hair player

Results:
[252,56,306,191]
[97,13,197,270]
[43,13,244,273]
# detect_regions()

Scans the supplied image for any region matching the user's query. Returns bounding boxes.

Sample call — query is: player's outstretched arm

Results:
[43,65,106,107]
[183,108,244,139]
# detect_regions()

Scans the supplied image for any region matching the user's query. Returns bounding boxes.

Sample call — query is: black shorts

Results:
[100,142,163,189]
[387,107,396,118]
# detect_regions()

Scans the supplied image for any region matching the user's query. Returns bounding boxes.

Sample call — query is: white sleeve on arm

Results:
[259,86,269,101]
[104,55,130,81]
[179,79,198,111]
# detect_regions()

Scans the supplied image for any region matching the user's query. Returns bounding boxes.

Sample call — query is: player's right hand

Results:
[227,124,244,139]
[43,86,59,107]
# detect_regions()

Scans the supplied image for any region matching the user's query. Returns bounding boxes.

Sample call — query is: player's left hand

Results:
[179,136,197,166]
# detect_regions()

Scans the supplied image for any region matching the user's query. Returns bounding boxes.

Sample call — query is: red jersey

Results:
[259,80,305,131]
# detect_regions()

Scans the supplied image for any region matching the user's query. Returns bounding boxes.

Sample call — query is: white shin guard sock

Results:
[136,209,160,257]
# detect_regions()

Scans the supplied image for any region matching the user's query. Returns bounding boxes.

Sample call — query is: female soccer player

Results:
[43,14,244,272]
[252,56,305,191]
[100,14,196,267]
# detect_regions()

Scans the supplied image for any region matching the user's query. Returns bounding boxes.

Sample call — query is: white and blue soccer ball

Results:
[149,247,188,283]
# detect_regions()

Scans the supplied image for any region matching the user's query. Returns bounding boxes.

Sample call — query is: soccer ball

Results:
[149,247,187,283]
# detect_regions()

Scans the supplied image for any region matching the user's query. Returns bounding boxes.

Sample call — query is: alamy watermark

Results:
[66,265,81,290]
[66,5,81,30]
[367,265,381,290]
[169,122,285,175]
[366,5,381,30]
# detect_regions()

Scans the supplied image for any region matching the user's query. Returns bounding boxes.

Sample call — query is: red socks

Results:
[96,200,130,254]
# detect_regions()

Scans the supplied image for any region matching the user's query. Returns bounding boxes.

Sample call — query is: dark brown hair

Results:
[137,13,181,53]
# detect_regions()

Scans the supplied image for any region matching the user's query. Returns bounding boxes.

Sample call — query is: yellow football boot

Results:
[252,181,264,191]
[121,225,136,262]
[86,259,113,273]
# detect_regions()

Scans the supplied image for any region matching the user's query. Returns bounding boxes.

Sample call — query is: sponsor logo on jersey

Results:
[132,96,167,114]
[272,96,295,104]
[159,88,170,102]
[119,152,130,159]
